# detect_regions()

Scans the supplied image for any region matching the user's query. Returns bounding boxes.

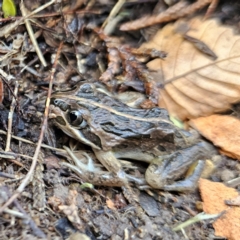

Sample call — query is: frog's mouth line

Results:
[50,105,101,150]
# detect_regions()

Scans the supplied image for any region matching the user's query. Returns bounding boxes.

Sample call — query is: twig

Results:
[19,50,48,75]
[4,186,46,238]
[102,0,126,32]
[4,208,25,218]
[0,42,64,214]
[0,172,16,179]
[0,0,57,38]
[20,0,47,67]
[0,68,15,81]
[0,129,65,152]
[120,0,213,31]
[172,211,224,232]
[5,81,18,151]
[204,0,219,20]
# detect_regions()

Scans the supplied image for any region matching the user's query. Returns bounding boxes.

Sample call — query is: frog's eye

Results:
[69,110,85,127]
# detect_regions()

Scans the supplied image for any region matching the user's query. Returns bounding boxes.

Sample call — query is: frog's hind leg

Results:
[163,160,205,192]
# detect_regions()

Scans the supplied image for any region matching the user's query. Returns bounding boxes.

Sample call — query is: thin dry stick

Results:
[20,0,47,67]
[120,0,213,31]
[0,68,15,81]
[0,129,65,152]
[5,81,18,151]
[0,42,64,214]
[0,0,57,38]
[4,186,46,238]
[204,0,219,20]
[102,0,126,30]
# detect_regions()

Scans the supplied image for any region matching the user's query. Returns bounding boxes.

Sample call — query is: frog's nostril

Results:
[53,99,69,111]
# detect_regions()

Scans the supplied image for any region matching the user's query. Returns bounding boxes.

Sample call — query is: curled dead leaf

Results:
[141,17,240,120]
[189,115,240,160]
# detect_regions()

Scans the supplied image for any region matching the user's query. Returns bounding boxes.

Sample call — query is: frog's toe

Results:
[163,160,205,192]
[63,146,98,172]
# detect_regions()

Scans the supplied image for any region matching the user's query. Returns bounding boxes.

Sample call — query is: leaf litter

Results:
[0,0,240,239]
[199,178,240,240]
[141,17,240,120]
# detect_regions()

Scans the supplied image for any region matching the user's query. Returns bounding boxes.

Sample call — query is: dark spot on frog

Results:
[55,116,66,126]
[53,99,69,111]
[81,128,102,149]
[157,145,167,152]
[77,102,98,111]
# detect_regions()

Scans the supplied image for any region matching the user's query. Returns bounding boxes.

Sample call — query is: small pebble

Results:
[221,169,235,182]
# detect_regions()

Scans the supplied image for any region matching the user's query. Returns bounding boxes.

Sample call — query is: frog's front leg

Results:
[93,149,145,203]
[93,149,124,178]
[62,146,143,187]
[93,149,142,186]
[145,142,212,192]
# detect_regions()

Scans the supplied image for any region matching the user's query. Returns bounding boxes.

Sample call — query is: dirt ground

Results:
[0,0,240,239]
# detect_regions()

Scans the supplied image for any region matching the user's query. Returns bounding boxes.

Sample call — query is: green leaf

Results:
[2,0,16,18]
[80,182,94,190]
[170,115,184,129]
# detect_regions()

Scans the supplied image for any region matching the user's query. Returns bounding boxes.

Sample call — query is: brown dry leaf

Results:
[189,115,240,159]
[199,178,240,240]
[58,190,83,231]
[141,17,240,120]
[48,196,63,211]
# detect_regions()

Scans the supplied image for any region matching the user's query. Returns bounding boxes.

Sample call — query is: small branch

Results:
[102,0,126,31]
[0,42,64,214]
[4,186,46,238]
[4,208,25,218]
[0,129,66,152]
[0,0,57,38]
[120,0,212,31]
[20,0,47,67]
[173,211,224,232]
[5,81,18,151]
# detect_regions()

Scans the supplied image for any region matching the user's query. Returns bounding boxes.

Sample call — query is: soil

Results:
[0,0,239,239]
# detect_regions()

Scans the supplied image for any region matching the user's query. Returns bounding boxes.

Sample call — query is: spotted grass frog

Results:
[50,82,213,191]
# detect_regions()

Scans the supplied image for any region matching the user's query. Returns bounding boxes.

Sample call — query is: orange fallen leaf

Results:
[199,178,240,240]
[190,114,240,159]
[106,198,116,210]
[141,17,240,120]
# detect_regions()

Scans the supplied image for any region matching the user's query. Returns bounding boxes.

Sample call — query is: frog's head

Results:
[50,83,125,151]
[50,82,175,152]
[49,101,102,150]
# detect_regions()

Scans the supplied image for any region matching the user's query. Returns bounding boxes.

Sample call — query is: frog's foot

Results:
[63,146,98,172]
[145,142,210,192]
[163,160,205,192]
[62,146,138,187]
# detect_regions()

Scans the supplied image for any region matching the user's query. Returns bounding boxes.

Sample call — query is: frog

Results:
[49,82,214,192]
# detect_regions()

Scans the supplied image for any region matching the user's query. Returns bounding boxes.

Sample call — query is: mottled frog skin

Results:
[50,82,212,191]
